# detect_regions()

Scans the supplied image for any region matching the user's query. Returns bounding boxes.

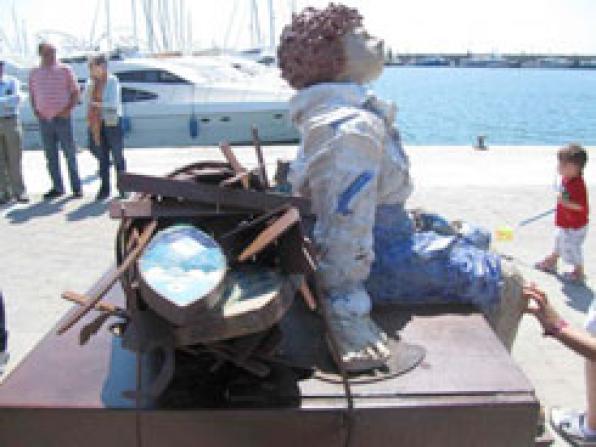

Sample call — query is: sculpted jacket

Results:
[288,83,412,294]
[288,82,503,312]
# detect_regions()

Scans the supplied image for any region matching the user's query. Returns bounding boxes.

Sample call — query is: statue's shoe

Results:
[326,311,390,372]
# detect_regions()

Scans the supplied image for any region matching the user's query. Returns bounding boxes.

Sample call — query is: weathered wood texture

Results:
[118,173,311,215]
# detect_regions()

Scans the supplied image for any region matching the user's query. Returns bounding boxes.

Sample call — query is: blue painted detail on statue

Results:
[366,204,502,311]
[328,113,358,132]
[337,171,375,216]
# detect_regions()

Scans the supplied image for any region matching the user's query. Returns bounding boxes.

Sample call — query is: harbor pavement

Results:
[1,145,594,446]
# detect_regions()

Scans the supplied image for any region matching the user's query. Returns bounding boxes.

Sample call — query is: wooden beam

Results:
[238,207,300,262]
[219,171,252,188]
[109,199,246,219]
[118,173,311,215]
[219,142,249,189]
[57,220,158,335]
[61,291,121,314]
[299,280,317,311]
[252,127,269,188]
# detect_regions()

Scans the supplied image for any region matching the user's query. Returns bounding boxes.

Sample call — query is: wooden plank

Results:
[219,170,252,188]
[56,220,158,335]
[118,173,311,215]
[62,291,121,314]
[219,142,249,189]
[299,281,317,311]
[237,207,300,261]
[108,199,246,219]
[252,127,269,188]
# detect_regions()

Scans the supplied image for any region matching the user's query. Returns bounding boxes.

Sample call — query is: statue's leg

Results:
[485,259,525,351]
[325,286,390,372]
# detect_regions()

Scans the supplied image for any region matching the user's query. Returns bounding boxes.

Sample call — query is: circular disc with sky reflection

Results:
[139,225,227,307]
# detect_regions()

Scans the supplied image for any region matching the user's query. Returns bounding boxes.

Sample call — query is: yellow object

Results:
[495,226,514,242]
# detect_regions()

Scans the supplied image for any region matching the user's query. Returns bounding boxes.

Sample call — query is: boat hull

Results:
[21,107,298,149]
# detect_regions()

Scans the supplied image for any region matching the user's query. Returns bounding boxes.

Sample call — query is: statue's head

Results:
[278,3,384,89]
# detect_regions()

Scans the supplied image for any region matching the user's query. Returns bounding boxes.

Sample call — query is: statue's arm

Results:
[303,118,384,293]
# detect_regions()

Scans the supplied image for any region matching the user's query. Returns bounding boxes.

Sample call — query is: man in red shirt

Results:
[29,42,82,199]
[536,144,589,283]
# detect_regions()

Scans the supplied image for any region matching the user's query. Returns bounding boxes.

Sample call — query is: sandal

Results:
[535,259,557,274]
[550,407,596,446]
[562,271,585,285]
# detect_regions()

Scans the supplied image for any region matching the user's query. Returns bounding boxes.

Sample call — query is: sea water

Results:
[373,67,596,145]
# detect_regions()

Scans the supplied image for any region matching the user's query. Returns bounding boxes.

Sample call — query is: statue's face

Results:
[337,27,384,84]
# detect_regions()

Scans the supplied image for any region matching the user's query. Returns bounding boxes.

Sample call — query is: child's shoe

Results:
[535,258,557,274]
[550,407,596,446]
[562,271,585,285]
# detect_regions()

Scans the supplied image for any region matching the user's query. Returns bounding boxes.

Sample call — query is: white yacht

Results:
[19,56,298,149]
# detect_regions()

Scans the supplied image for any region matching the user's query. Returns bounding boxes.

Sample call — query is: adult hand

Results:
[523,283,563,334]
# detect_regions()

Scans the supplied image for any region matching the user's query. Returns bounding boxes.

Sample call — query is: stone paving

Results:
[1,145,594,446]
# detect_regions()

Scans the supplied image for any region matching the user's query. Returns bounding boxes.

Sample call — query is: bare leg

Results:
[586,360,596,430]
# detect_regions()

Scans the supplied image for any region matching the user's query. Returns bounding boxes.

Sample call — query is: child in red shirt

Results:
[536,144,589,283]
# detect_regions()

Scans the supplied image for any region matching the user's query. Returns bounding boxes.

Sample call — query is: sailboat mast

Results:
[131,0,139,49]
[268,0,275,49]
[250,0,262,48]
[105,0,112,52]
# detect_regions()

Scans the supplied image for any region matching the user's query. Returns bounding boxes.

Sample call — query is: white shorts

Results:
[555,226,588,266]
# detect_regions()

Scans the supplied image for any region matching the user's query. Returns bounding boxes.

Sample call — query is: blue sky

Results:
[1,0,596,55]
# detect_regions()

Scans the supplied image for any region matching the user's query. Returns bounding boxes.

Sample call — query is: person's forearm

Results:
[29,97,39,117]
[558,195,584,212]
[92,100,116,112]
[102,81,119,112]
[67,94,78,111]
[58,93,79,116]
[555,325,596,361]
[560,201,584,212]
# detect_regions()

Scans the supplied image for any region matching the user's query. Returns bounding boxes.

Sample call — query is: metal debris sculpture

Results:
[57,129,320,398]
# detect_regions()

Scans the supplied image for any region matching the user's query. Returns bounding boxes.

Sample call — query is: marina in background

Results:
[385,51,596,69]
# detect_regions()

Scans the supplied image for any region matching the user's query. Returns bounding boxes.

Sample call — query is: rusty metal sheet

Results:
[109,199,248,219]
[118,173,311,215]
[0,409,138,447]
[0,277,537,447]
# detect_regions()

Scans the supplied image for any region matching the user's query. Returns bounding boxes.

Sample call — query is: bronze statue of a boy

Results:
[278,3,525,372]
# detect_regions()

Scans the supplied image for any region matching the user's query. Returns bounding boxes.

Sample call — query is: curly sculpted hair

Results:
[277,3,363,89]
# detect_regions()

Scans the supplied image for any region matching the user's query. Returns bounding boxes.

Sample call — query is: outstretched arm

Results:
[558,193,584,212]
[524,284,596,361]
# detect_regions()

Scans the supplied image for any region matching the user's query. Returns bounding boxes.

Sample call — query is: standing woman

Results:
[85,54,127,200]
